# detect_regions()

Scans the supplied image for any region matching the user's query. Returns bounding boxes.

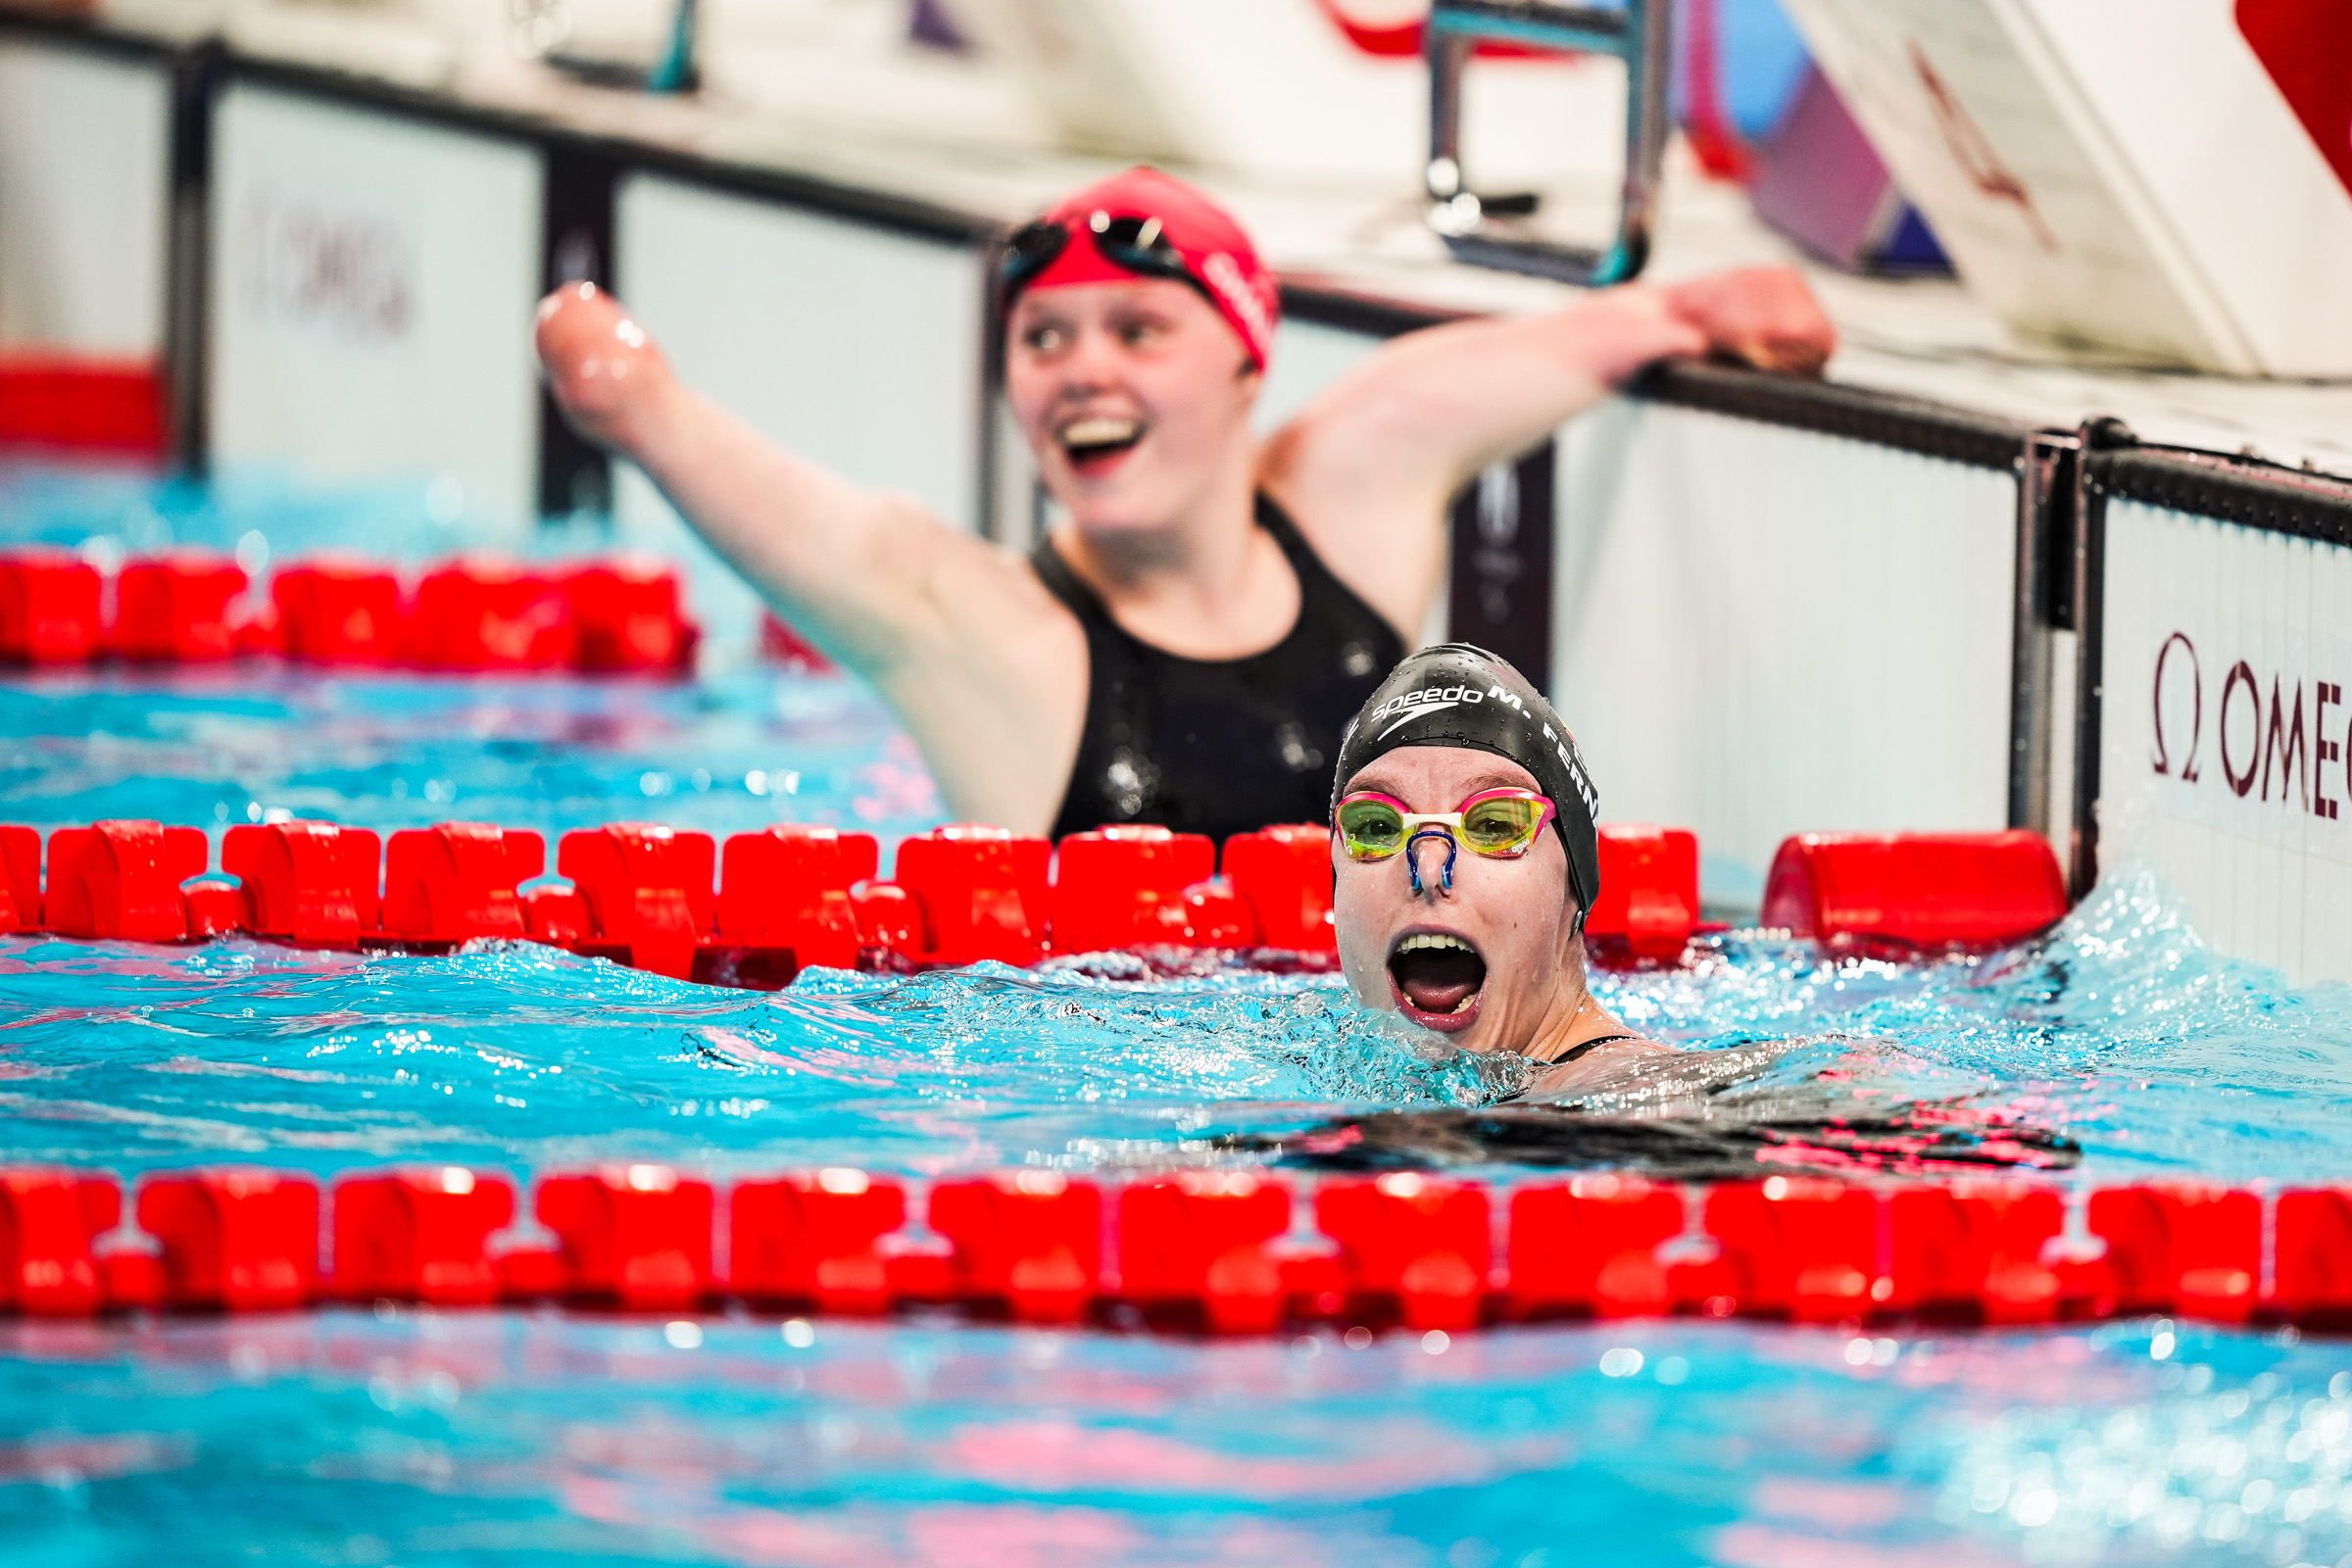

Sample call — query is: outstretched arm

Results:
[535,283,1007,676]
[536,283,1094,830]
[1263,268,1836,638]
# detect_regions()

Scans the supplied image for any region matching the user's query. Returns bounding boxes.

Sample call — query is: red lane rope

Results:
[2,1165,2336,1335]
[0,819,2073,983]
[0,548,703,673]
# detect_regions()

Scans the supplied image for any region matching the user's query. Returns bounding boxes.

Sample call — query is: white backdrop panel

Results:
[0,41,169,355]
[210,84,541,530]
[614,174,983,537]
[2097,500,2352,985]
[1551,401,2019,907]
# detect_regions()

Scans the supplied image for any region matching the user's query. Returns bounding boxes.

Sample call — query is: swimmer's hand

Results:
[534,282,676,456]
[1658,267,1837,378]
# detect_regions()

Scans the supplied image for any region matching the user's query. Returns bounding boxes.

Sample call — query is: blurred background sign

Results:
[1779,0,2352,374]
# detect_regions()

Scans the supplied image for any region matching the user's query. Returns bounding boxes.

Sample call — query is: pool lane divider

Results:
[0,548,702,673]
[0,819,2071,986]
[2,1166,2345,1335]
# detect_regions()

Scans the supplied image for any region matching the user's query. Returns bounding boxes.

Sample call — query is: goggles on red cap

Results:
[1003,211,1207,311]
[998,167,1279,370]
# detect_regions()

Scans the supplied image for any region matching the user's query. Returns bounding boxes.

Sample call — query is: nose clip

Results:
[1405,824,1457,896]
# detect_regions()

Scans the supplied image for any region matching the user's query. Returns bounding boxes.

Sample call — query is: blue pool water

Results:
[0,662,2347,1566]
[4,469,2352,1564]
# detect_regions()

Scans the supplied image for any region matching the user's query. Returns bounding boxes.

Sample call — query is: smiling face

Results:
[1333,745,1591,1056]
[1004,278,1261,536]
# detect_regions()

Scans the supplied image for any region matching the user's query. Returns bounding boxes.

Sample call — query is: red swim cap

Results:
[1016,166,1280,370]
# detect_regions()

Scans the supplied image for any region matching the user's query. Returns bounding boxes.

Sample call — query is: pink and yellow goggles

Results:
[1334,787,1556,862]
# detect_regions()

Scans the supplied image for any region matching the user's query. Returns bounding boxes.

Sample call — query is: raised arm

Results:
[535,283,1013,676]
[536,283,1094,830]
[1262,268,1836,637]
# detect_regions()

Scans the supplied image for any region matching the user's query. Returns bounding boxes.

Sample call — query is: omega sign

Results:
[2148,619,2350,837]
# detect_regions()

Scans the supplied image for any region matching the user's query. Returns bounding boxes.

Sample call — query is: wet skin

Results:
[1332,745,1670,1090]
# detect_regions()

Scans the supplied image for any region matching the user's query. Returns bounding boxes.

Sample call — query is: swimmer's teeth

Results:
[1061,416,1140,448]
[1397,933,1471,954]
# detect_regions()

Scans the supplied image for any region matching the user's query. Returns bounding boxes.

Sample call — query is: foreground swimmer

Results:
[538,166,1834,839]
[1329,644,1671,1095]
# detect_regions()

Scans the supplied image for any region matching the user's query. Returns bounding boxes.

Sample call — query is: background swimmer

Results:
[537,166,1835,841]
[1329,644,1672,1096]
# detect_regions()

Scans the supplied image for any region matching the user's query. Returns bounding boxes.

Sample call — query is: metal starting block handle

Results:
[1424,0,1672,287]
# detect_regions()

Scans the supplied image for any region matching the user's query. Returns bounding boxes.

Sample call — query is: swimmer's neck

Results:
[1047,435,1262,595]
[1522,989,1663,1077]
[1048,442,1300,659]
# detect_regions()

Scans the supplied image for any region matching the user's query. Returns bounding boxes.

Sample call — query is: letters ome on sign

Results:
[2147,611,2352,854]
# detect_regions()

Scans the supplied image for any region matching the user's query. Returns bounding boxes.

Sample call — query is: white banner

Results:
[210,84,541,530]
[2100,498,2352,982]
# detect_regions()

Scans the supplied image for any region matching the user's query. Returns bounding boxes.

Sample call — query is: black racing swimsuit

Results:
[1031,494,1406,845]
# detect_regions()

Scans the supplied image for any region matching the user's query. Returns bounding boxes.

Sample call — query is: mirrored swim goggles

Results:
[1334,787,1557,895]
[1001,210,1213,308]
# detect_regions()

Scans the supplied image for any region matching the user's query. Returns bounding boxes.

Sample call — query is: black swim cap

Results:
[1330,643,1601,913]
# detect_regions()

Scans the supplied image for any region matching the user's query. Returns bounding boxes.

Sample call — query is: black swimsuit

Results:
[1031,494,1406,845]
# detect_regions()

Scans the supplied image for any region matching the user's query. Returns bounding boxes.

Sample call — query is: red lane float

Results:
[273,561,404,664]
[1052,826,1218,954]
[0,549,701,675]
[332,1168,514,1305]
[1704,1177,1881,1322]
[1883,1181,2067,1323]
[117,553,250,662]
[1316,1174,1492,1330]
[565,560,699,673]
[46,821,210,942]
[12,1164,2348,1336]
[1586,825,1700,962]
[714,826,873,974]
[2088,1183,2263,1322]
[730,1169,908,1315]
[1118,1171,1296,1333]
[0,1169,120,1316]
[929,1172,1102,1323]
[537,1165,715,1311]
[892,826,1051,967]
[224,822,383,949]
[2275,1190,2352,1327]
[557,823,716,979]
[136,1170,319,1311]
[0,551,104,664]
[0,825,37,934]
[1220,823,1335,952]
[1761,830,2069,952]
[409,558,573,670]
[1509,1175,1685,1318]
[382,824,545,948]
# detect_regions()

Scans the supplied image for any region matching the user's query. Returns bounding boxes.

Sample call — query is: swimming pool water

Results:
[3,650,2352,1560]
[6,1311,2348,1568]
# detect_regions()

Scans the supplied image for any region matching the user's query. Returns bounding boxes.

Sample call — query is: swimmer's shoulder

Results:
[1525,1034,1675,1098]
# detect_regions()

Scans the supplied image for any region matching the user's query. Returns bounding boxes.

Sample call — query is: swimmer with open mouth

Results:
[1330,644,1671,1094]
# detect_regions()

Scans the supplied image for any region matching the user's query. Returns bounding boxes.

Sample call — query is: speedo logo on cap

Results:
[1200,252,1272,346]
[1371,682,1484,738]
